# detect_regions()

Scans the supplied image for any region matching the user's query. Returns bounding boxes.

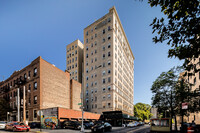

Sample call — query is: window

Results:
[95,50,97,54]
[86,39,88,43]
[108,77,111,83]
[24,73,27,79]
[95,34,97,38]
[86,31,88,36]
[102,88,106,92]
[34,82,37,90]
[75,57,77,61]
[91,52,93,55]
[91,36,93,40]
[108,94,111,99]
[94,97,97,102]
[102,71,106,76]
[86,54,88,58]
[95,74,97,77]
[75,44,77,48]
[34,96,37,104]
[91,89,93,93]
[28,71,31,77]
[108,103,111,107]
[103,96,106,100]
[86,98,89,103]
[103,29,105,34]
[95,104,97,108]
[102,38,105,43]
[102,54,105,59]
[28,84,31,92]
[102,79,106,84]
[75,50,77,54]
[108,61,111,65]
[194,77,196,84]
[86,68,89,73]
[86,83,88,88]
[95,41,97,45]
[34,110,37,118]
[72,46,74,50]
[108,70,111,74]
[103,63,105,67]
[26,111,29,119]
[108,52,111,57]
[34,68,37,77]
[108,86,111,91]
[95,82,97,86]
[86,46,88,51]
[108,43,111,48]
[86,90,88,95]
[108,17,111,22]
[86,76,89,80]
[108,35,111,40]
[91,43,93,47]
[91,82,93,87]
[108,26,111,31]
[102,46,105,51]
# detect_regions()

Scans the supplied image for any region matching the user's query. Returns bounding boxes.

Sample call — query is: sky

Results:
[0,0,183,105]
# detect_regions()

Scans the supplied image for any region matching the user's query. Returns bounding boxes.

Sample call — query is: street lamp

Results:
[7,112,10,122]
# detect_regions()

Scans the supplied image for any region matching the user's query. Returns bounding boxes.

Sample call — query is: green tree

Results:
[151,67,190,131]
[0,97,12,121]
[134,103,152,121]
[148,0,200,72]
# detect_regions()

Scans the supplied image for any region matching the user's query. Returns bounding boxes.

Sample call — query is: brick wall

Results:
[70,79,81,111]
[40,58,70,109]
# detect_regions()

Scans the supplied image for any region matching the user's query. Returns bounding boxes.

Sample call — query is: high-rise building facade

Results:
[66,39,84,83]
[83,7,134,116]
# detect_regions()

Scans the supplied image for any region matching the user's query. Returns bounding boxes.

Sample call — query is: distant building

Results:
[0,56,81,122]
[66,39,84,83]
[83,6,135,116]
[177,57,200,124]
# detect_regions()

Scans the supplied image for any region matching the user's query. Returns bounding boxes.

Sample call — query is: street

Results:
[0,125,150,133]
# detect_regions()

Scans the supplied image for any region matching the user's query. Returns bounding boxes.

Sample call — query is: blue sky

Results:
[0,0,183,105]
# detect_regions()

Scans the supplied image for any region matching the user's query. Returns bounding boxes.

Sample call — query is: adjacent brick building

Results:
[0,56,81,122]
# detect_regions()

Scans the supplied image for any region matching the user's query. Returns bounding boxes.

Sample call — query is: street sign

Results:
[182,103,188,109]
[78,103,82,105]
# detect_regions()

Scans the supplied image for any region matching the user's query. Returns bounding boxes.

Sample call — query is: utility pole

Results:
[23,86,26,123]
[17,88,20,121]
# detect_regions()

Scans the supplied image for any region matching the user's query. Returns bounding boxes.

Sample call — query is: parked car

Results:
[0,121,7,129]
[127,122,139,127]
[81,121,93,129]
[63,121,82,130]
[5,122,30,132]
[29,122,41,128]
[91,122,112,132]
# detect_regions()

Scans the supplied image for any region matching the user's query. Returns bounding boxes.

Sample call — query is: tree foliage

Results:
[0,97,12,121]
[134,103,152,121]
[149,0,200,71]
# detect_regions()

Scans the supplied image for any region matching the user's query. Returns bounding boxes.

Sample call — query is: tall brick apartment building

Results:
[0,56,81,122]
[83,7,134,116]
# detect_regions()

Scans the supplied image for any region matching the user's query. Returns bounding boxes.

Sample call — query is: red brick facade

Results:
[0,56,82,122]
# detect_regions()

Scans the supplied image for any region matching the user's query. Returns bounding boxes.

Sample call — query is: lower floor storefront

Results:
[100,111,139,126]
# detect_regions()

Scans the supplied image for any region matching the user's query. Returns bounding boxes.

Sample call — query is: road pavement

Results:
[0,125,150,133]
